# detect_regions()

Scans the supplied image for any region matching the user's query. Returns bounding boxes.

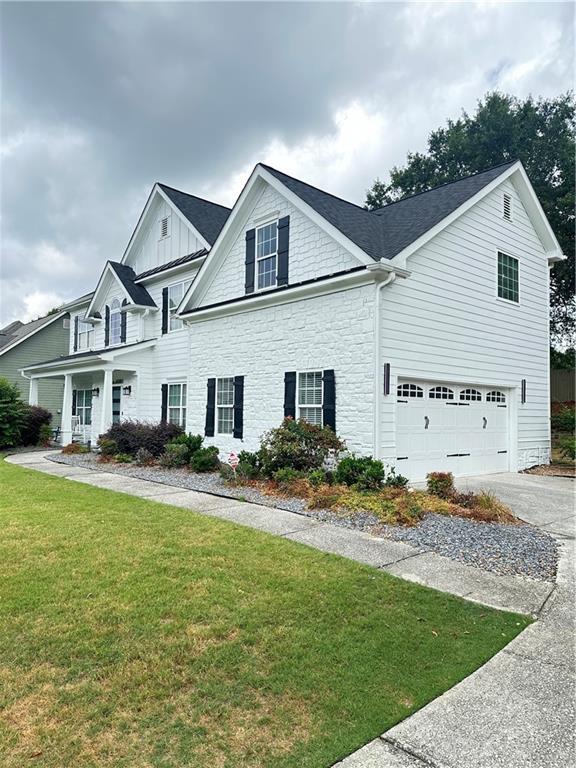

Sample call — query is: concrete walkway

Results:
[5,453,575,767]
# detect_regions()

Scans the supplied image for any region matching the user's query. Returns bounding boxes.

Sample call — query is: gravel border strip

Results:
[49,453,558,582]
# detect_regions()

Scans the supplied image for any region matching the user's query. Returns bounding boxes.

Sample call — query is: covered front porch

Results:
[21,341,155,446]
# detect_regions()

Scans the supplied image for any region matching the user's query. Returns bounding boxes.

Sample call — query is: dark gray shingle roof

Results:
[135,248,208,281]
[262,161,516,261]
[158,184,231,246]
[108,262,157,307]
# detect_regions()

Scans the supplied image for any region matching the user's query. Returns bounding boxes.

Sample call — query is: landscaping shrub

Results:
[551,404,575,433]
[237,450,262,475]
[219,463,235,482]
[308,469,328,487]
[426,471,455,499]
[37,423,53,447]
[113,453,133,463]
[159,443,189,468]
[168,432,204,457]
[334,455,385,490]
[97,437,118,457]
[101,420,183,457]
[20,406,52,446]
[258,418,344,477]
[61,442,89,454]
[134,448,155,466]
[190,445,220,472]
[0,378,28,448]
[384,467,409,488]
[558,435,576,461]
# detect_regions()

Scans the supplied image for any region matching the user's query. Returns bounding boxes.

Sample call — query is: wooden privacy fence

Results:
[551,369,575,403]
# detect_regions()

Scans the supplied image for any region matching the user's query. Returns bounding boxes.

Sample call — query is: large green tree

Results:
[365,92,575,345]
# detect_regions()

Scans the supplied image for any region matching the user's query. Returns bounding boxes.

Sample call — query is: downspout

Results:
[373,271,396,459]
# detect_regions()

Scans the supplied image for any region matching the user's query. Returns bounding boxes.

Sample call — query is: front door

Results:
[112,386,122,424]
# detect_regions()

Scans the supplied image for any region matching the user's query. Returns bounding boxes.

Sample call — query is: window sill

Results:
[495,296,520,306]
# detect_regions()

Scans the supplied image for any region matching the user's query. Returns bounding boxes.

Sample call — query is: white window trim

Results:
[495,249,520,305]
[77,319,94,351]
[109,299,122,346]
[75,389,93,426]
[168,280,191,332]
[167,381,187,429]
[296,369,323,425]
[255,219,278,292]
[216,376,235,435]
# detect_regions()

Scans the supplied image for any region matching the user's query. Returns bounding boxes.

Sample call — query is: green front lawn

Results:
[0,460,530,767]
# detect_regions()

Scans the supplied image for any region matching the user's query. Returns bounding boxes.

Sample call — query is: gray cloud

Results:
[1,0,573,322]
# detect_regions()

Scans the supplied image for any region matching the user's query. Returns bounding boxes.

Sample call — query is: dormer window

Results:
[503,193,512,221]
[256,221,278,290]
[109,299,122,345]
[159,215,170,240]
[77,319,94,351]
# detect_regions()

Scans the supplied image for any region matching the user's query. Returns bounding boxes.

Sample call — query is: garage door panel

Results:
[396,380,510,481]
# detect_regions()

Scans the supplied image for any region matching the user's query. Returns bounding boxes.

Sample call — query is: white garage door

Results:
[395,380,510,481]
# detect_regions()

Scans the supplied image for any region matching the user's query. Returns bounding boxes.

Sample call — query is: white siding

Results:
[199,183,359,306]
[379,178,550,470]
[126,195,203,275]
[187,285,375,455]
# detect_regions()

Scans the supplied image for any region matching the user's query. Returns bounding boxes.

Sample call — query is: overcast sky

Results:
[0,1,573,325]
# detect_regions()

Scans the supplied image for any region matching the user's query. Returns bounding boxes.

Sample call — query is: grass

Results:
[0,460,531,768]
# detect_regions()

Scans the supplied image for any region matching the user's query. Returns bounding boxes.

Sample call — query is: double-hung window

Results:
[168,281,191,331]
[168,383,187,428]
[77,320,94,351]
[298,371,323,425]
[256,221,278,290]
[109,298,122,345]
[216,377,234,434]
[497,251,519,303]
[75,389,92,426]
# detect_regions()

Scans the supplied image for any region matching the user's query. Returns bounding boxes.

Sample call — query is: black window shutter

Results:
[322,369,336,431]
[284,371,296,419]
[104,305,110,346]
[521,379,527,404]
[120,299,128,343]
[73,316,79,352]
[383,363,391,396]
[245,228,256,294]
[161,288,169,334]
[72,390,77,416]
[205,378,216,437]
[161,383,168,422]
[233,376,244,439]
[277,216,290,287]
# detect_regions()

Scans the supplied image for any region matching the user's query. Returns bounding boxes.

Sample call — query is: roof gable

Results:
[86,262,156,318]
[0,312,67,357]
[157,184,230,246]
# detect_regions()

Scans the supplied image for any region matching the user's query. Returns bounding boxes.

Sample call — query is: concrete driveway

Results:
[338,472,576,768]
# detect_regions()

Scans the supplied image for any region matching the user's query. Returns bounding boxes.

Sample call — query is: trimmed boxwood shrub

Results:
[100,420,183,457]
[334,455,385,489]
[159,443,190,468]
[168,433,204,456]
[258,417,344,477]
[190,445,220,472]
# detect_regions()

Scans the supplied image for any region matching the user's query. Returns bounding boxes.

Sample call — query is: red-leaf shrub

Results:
[100,420,183,457]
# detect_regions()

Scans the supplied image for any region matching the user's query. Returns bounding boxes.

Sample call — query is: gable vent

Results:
[160,216,169,239]
[503,193,512,221]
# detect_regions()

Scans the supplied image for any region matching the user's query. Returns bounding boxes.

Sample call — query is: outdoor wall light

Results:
[122,385,132,396]
[91,387,100,397]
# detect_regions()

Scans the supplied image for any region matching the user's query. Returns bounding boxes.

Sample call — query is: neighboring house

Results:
[22,161,564,479]
[0,312,71,427]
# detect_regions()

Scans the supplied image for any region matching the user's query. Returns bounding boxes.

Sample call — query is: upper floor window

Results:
[298,371,323,425]
[256,221,277,290]
[497,251,519,303]
[502,193,512,221]
[110,299,122,345]
[159,215,170,240]
[168,281,191,331]
[77,319,94,351]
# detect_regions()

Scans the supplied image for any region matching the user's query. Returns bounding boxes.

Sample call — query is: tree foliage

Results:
[365,92,575,345]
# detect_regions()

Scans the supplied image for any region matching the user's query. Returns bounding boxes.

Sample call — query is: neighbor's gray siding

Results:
[0,318,69,427]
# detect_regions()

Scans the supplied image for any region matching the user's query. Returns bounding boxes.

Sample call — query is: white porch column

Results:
[28,378,39,406]
[61,374,73,445]
[100,369,114,436]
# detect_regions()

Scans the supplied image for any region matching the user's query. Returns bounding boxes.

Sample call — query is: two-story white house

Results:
[23,160,564,480]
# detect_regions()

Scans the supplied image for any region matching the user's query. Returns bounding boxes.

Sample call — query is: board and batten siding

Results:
[0,318,69,427]
[198,182,359,306]
[125,195,204,275]
[379,178,551,470]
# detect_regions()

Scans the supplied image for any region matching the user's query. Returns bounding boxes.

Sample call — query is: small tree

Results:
[0,378,28,448]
